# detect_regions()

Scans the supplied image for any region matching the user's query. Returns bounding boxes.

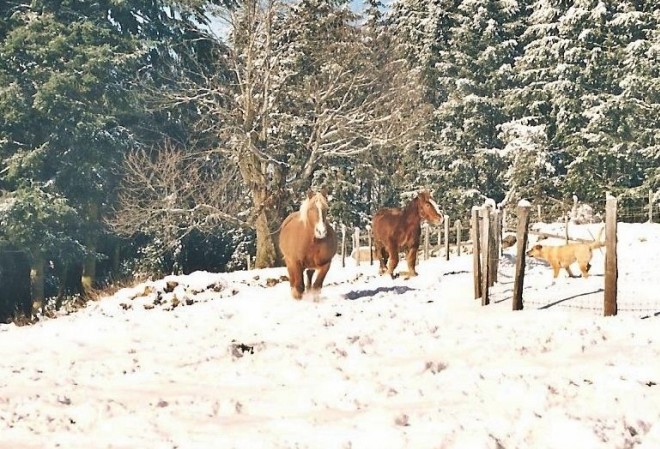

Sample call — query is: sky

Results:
[0,222,659,448]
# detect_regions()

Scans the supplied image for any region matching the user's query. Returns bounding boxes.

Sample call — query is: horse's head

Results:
[416,190,444,225]
[300,189,330,239]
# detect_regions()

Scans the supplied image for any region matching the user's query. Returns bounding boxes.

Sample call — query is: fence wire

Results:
[339,191,660,317]
[500,192,660,318]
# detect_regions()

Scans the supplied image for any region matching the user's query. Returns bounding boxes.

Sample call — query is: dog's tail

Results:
[589,226,605,249]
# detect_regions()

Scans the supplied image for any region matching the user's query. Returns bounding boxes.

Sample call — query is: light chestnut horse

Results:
[372,189,444,279]
[279,190,337,299]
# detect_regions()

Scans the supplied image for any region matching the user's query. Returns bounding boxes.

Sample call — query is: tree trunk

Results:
[252,185,279,268]
[112,242,121,274]
[81,202,98,295]
[55,263,68,310]
[236,145,279,268]
[30,250,45,317]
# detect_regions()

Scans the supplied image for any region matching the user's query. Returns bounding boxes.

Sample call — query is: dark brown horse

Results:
[372,189,444,279]
[279,190,338,299]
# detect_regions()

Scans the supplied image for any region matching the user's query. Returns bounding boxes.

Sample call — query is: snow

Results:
[1,222,660,449]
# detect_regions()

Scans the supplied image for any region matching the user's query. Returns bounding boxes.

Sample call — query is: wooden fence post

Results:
[604,195,618,316]
[564,215,569,244]
[471,207,482,299]
[650,189,654,223]
[444,216,450,261]
[488,208,499,286]
[455,219,462,257]
[497,208,504,256]
[423,223,430,260]
[246,254,251,271]
[366,224,373,265]
[480,207,491,306]
[341,224,347,268]
[332,221,338,253]
[501,208,507,232]
[537,204,542,223]
[513,202,531,311]
[354,227,361,266]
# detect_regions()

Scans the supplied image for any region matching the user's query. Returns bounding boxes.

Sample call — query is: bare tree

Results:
[114,0,431,269]
[109,141,247,250]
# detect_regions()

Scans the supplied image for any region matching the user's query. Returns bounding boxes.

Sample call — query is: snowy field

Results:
[1,223,659,449]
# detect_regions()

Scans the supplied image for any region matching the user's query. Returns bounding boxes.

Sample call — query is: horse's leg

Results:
[386,242,399,279]
[310,261,332,301]
[286,261,304,300]
[305,269,315,290]
[404,247,419,279]
[375,240,388,275]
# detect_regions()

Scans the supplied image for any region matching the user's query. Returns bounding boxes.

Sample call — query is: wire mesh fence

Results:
[334,190,660,318]
[500,192,660,318]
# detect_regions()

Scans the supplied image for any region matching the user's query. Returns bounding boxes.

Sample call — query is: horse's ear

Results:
[418,189,429,200]
[320,186,329,198]
[307,189,315,199]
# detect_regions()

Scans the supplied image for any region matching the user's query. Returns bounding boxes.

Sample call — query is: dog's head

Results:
[526,244,544,258]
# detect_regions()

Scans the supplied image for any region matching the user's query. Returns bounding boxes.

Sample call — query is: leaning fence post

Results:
[455,219,462,257]
[444,216,450,261]
[480,207,491,306]
[488,207,499,287]
[502,208,508,232]
[423,223,430,260]
[604,194,618,316]
[366,224,373,265]
[341,224,347,268]
[513,201,531,311]
[649,189,654,223]
[354,227,361,266]
[471,207,482,299]
[497,207,504,257]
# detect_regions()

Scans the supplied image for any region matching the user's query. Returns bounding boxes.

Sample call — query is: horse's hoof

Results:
[291,288,303,300]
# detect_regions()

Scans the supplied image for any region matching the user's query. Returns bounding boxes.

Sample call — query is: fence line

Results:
[333,190,659,318]
[514,190,659,228]
[338,220,471,267]
[495,194,659,317]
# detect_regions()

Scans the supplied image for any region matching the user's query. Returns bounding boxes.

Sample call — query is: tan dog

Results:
[526,229,605,278]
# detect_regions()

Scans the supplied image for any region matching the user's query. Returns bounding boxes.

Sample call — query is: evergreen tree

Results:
[0,188,84,315]
[511,0,659,209]
[0,0,232,309]
[565,0,660,205]
[390,0,522,219]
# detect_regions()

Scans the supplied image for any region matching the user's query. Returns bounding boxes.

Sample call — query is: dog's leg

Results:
[565,265,576,278]
[552,263,561,278]
[579,262,590,278]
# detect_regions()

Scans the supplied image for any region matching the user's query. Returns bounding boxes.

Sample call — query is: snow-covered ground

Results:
[1,223,659,449]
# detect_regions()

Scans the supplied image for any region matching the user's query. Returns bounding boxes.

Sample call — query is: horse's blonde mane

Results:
[299,192,328,225]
